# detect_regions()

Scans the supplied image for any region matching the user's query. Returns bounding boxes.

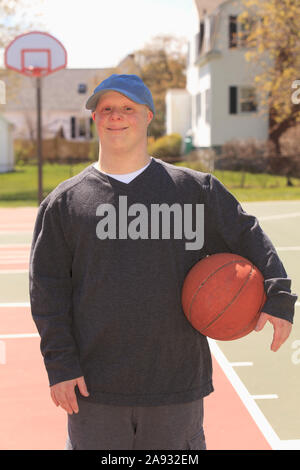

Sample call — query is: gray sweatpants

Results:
[65,397,206,450]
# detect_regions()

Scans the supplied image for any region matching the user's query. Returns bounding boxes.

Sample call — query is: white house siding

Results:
[187,63,212,148]
[182,0,270,150]
[210,0,269,147]
[165,89,191,142]
[0,114,14,172]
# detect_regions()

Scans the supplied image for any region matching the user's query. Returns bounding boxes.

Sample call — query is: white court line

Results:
[0,224,33,228]
[208,339,300,450]
[0,253,29,257]
[0,260,29,265]
[0,340,5,364]
[0,333,38,339]
[279,440,300,450]
[0,302,30,307]
[0,243,31,249]
[0,231,32,234]
[0,269,28,273]
[259,212,300,221]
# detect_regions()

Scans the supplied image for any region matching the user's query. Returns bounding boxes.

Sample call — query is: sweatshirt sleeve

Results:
[29,197,83,386]
[203,174,298,324]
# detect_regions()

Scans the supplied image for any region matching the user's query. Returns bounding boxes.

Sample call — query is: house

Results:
[0,68,113,142]
[0,54,140,143]
[166,0,269,153]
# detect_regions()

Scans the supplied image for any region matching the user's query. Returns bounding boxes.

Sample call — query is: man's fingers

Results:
[255,312,292,352]
[270,320,292,352]
[76,376,89,397]
[50,388,59,407]
[50,378,83,414]
[65,389,79,414]
[59,398,75,415]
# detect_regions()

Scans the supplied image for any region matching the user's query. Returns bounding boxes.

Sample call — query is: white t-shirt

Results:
[93,158,152,184]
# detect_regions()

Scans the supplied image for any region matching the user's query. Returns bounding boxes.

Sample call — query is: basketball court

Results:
[0,200,299,450]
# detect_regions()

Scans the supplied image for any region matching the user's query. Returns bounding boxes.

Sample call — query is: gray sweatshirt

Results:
[29,158,297,406]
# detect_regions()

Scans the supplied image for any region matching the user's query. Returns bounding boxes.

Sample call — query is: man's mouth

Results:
[107,127,128,131]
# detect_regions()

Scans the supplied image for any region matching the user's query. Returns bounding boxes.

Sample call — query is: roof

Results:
[194,0,226,18]
[0,67,116,112]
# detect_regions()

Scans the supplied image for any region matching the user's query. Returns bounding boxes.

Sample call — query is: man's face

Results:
[92,90,153,152]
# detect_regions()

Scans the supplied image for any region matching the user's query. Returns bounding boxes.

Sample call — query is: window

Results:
[229,86,257,114]
[205,89,210,123]
[78,83,87,94]
[78,118,86,137]
[229,15,255,49]
[239,20,250,47]
[240,87,257,112]
[70,117,93,139]
[199,21,204,54]
[196,93,201,121]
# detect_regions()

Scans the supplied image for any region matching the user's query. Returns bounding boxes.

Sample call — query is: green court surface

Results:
[215,200,300,445]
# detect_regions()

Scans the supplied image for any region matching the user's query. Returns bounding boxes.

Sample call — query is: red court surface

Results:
[0,207,272,450]
[0,306,271,450]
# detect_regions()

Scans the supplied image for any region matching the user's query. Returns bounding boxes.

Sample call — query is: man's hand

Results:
[255,312,292,352]
[50,376,89,414]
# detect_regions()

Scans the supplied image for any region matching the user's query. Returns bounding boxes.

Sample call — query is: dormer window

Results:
[78,83,87,94]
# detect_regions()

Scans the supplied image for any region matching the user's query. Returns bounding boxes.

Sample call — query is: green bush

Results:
[147,133,182,159]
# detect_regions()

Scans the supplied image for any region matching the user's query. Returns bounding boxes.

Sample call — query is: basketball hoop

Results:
[4,31,67,204]
[26,66,49,78]
[5,31,67,78]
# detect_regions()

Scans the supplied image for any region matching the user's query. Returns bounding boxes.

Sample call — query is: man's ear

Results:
[147,109,154,125]
[91,111,96,122]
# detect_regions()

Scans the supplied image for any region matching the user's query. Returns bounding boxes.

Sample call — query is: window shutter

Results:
[70,116,76,138]
[229,87,237,114]
[229,16,238,48]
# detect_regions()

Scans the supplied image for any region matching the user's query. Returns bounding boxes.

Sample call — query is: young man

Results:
[29,74,297,450]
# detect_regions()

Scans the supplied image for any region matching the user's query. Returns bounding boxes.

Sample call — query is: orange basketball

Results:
[181,253,266,341]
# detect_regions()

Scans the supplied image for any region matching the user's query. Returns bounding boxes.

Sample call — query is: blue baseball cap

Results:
[85,74,155,115]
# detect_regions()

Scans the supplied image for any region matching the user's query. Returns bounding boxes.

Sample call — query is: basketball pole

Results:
[36,76,43,205]
[4,31,68,206]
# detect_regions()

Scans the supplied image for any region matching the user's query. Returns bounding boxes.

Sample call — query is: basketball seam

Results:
[188,259,255,333]
[223,287,266,340]
[188,259,247,321]
[200,266,254,333]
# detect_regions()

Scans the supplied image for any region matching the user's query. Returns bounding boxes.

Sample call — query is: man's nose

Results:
[110,108,123,119]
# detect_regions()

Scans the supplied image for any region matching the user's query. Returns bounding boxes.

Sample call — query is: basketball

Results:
[181,253,266,341]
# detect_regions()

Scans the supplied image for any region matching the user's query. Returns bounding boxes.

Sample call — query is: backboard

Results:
[5,31,67,77]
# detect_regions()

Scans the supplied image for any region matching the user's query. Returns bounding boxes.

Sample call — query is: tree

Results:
[0,0,45,106]
[239,0,300,162]
[135,35,187,138]
[0,0,45,48]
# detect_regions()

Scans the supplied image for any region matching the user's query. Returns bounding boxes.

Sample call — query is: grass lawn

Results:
[0,161,300,207]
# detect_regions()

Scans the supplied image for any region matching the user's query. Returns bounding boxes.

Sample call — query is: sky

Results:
[34,0,199,69]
